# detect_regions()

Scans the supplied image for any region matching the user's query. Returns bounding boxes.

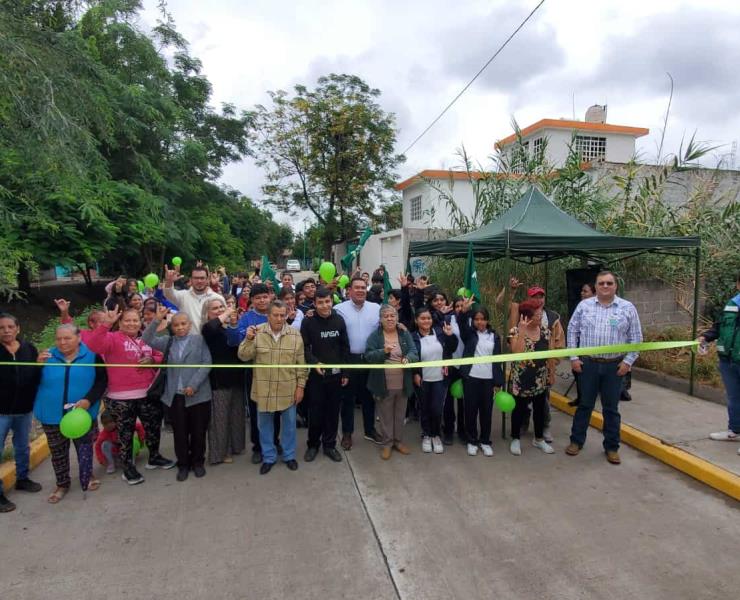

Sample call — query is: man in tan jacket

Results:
[239,300,307,474]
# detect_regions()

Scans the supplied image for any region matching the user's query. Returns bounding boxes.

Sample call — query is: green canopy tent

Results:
[409,185,702,397]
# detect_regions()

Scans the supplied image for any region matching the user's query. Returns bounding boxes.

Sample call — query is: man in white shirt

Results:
[163,265,225,334]
[335,277,381,449]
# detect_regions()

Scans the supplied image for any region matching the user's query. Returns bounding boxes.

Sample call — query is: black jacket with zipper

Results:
[0,339,41,415]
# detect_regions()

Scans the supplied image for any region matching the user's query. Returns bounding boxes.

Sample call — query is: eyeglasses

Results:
[597,281,615,286]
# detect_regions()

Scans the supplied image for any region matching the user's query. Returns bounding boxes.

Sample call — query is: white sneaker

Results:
[709,430,739,441]
[432,436,444,454]
[422,436,433,453]
[467,443,479,456]
[510,439,522,456]
[480,444,494,457]
[532,439,555,454]
[737,447,740,456]
[543,427,553,443]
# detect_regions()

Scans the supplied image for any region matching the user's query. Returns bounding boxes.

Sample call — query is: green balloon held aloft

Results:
[137,280,145,293]
[59,408,92,440]
[494,391,515,413]
[333,293,341,304]
[338,274,350,289]
[144,273,159,289]
[457,287,473,299]
[319,262,336,283]
[171,256,182,267]
[450,379,464,399]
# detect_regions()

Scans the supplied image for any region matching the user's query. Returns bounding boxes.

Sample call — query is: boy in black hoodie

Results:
[301,288,351,462]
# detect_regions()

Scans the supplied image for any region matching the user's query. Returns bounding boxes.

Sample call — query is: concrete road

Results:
[1,408,738,600]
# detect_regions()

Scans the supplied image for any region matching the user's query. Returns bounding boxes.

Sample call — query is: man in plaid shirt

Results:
[239,300,308,474]
[565,270,642,464]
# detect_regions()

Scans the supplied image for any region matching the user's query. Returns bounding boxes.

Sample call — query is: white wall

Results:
[519,128,638,167]
[402,178,476,230]
[358,229,404,278]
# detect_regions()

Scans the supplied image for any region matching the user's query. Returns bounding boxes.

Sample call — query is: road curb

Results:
[0,434,49,491]
[550,391,740,502]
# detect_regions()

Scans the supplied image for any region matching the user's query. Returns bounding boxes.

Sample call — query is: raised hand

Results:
[101,306,121,326]
[518,314,532,328]
[440,303,453,314]
[156,304,169,321]
[461,296,475,312]
[509,276,523,290]
[246,325,257,341]
[398,273,409,288]
[163,265,178,286]
[442,322,453,336]
[54,298,71,314]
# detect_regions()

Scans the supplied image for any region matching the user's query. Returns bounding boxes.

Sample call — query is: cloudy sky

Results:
[141,0,740,228]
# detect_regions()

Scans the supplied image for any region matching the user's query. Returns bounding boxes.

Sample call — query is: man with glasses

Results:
[164,265,225,334]
[566,270,642,465]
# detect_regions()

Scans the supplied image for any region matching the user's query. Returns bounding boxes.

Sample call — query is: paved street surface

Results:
[2,400,738,600]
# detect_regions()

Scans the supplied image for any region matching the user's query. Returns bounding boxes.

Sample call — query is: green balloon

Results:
[137,280,144,293]
[59,408,92,440]
[318,262,336,283]
[457,287,472,299]
[494,391,516,413]
[171,256,182,266]
[132,435,142,457]
[450,379,464,399]
[333,294,341,304]
[338,274,350,289]
[143,273,159,289]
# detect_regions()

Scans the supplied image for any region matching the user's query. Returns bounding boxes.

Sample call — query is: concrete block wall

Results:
[624,279,696,329]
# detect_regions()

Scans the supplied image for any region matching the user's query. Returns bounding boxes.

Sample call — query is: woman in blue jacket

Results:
[458,297,504,457]
[411,307,458,455]
[35,324,107,503]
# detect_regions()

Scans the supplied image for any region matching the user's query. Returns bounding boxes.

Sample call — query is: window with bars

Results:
[532,137,544,160]
[575,135,607,162]
[509,140,529,174]
[410,195,422,221]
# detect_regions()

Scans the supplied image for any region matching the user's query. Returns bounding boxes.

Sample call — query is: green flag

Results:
[464,244,481,301]
[340,227,373,273]
[381,265,392,298]
[260,255,280,290]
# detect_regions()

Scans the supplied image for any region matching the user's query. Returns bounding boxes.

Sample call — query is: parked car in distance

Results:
[286,259,301,272]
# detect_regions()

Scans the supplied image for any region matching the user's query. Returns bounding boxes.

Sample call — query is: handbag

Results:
[147,335,174,399]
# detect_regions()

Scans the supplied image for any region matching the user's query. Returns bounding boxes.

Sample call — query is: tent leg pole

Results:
[501,250,512,440]
[689,247,700,396]
[544,257,549,297]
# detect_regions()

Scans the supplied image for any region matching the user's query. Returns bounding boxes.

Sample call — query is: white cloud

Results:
[140,0,740,227]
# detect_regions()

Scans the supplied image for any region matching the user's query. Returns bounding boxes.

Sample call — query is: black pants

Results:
[419,380,446,437]
[171,395,211,469]
[463,377,494,445]
[511,391,547,439]
[307,374,343,449]
[245,369,280,452]
[107,396,164,469]
[341,356,375,436]
[443,367,465,438]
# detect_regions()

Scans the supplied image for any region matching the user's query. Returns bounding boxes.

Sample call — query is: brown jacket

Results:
[238,323,308,412]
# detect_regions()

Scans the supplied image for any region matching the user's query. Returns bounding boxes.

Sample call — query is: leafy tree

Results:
[253,74,405,255]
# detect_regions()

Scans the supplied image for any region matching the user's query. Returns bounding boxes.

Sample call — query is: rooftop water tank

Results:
[585,104,607,123]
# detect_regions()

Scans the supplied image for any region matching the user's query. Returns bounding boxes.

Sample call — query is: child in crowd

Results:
[94,411,146,474]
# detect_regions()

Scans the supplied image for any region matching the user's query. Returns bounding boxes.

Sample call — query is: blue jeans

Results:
[718,358,740,433]
[569,359,623,452]
[258,404,297,464]
[0,412,33,494]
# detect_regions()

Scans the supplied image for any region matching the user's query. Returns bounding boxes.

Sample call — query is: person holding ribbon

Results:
[34,324,107,503]
[566,270,642,465]
[86,307,175,485]
[700,271,740,450]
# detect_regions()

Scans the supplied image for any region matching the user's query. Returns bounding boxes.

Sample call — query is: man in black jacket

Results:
[301,288,351,462]
[0,313,43,512]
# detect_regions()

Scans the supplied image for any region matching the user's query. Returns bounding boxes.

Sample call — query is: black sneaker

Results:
[176,467,189,482]
[260,462,274,475]
[251,450,263,464]
[15,478,42,493]
[323,448,343,462]
[0,493,16,512]
[193,465,206,478]
[620,390,632,401]
[285,459,298,471]
[364,430,383,445]
[146,454,176,470]
[304,447,319,462]
[122,466,145,485]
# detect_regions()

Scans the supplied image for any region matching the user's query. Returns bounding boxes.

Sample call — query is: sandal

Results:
[87,479,101,491]
[47,487,68,504]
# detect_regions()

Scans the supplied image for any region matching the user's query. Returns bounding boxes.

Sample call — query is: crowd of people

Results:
[1,260,737,514]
